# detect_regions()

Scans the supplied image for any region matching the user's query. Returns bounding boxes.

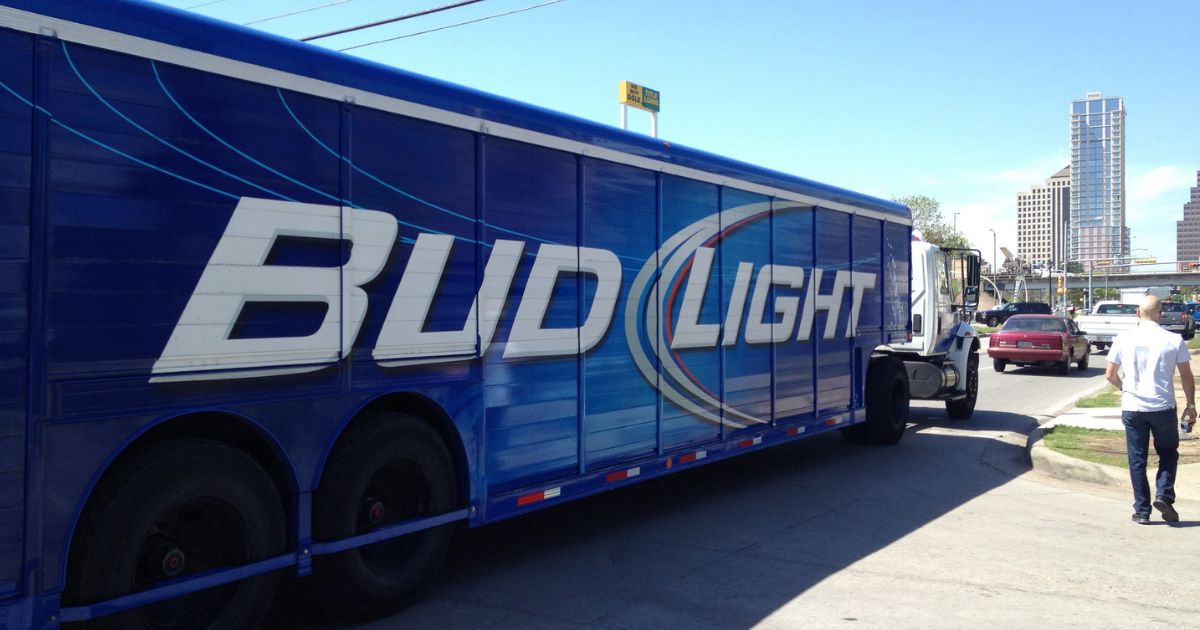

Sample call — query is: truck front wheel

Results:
[64,440,286,630]
[307,413,457,621]
[946,351,978,420]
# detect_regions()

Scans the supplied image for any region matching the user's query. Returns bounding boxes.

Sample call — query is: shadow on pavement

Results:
[268,405,1045,629]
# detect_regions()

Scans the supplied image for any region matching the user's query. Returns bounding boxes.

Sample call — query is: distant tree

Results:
[893,194,968,249]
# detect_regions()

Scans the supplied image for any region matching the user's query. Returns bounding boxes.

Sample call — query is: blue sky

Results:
[155,0,1200,270]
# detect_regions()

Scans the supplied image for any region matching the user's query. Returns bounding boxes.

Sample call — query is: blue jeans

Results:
[1122,408,1179,516]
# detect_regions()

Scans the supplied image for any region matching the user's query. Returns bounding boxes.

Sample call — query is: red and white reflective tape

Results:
[824,414,849,427]
[517,486,562,507]
[679,450,708,464]
[606,467,641,483]
[786,427,806,436]
[738,436,763,448]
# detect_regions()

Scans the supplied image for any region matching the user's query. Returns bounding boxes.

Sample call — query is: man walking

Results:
[1106,295,1196,524]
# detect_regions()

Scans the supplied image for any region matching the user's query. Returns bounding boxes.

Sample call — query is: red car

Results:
[989,315,1090,375]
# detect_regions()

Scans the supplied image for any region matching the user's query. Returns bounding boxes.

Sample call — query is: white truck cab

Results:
[885,233,982,419]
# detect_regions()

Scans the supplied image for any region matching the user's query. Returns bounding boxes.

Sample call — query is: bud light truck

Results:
[0,1,978,627]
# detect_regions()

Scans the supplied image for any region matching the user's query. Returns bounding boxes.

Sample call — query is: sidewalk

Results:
[1026,349,1200,496]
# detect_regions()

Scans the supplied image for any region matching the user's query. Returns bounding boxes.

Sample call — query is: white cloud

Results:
[1125,165,1196,262]
[965,151,1071,188]
[1128,165,1194,215]
[944,198,1017,268]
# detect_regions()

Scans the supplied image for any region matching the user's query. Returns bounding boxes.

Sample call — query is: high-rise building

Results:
[1016,166,1070,269]
[1177,170,1200,271]
[1069,92,1125,266]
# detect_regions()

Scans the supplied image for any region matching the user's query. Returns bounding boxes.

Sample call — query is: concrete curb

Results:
[1024,377,1128,488]
[1026,427,1127,488]
[1025,347,1200,489]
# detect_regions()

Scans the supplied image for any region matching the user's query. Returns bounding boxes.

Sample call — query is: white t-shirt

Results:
[1107,320,1190,412]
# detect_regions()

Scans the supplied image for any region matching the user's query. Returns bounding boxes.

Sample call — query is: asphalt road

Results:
[269,351,1200,629]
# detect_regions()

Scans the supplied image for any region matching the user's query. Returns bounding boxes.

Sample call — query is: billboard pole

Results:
[619,80,660,138]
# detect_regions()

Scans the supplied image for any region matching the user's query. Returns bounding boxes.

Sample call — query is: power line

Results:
[244,0,357,27]
[302,0,487,42]
[185,0,233,9]
[338,0,565,51]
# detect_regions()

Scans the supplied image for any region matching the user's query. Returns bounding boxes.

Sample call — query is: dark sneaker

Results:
[1132,513,1150,525]
[1153,498,1179,523]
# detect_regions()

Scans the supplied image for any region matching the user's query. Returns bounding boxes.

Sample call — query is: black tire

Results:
[1077,349,1090,370]
[64,440,286,630]
[1059,350,1072,375]
[306,413,457,621]
[986,316,1000,327]
[946,350,978,420]
[853,356,909,445]
[993,358,1007,373]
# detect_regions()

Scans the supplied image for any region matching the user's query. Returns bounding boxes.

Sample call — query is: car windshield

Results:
[1003,318,1064,332]
[1096,304,1138,315]
[1163,303,1187,312]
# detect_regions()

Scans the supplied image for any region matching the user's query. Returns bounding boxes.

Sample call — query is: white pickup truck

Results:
[1075,301,1138,351]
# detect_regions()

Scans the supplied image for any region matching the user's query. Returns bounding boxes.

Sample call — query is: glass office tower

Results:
[1069,92,1125,268]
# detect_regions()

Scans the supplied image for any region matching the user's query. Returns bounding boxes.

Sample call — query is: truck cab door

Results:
[933,253,956,351]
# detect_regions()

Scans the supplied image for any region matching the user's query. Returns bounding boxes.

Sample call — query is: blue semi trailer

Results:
[0,1,979,627]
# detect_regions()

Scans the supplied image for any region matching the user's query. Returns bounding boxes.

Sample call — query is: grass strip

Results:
[1076,387,1120,408]
[1041,425,1129,468]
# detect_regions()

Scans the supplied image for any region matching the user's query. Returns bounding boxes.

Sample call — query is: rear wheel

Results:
[1059,350,1073,375]
[843,356,909,445]
[946,350,978,420]
[306,413,457,621]
[986,316,1000,327]
[64,440,286,630]
[993,358,1008,373]
[1077,349,1090,369]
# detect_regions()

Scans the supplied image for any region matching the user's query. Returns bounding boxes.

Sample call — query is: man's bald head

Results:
[1138,294,1162,320]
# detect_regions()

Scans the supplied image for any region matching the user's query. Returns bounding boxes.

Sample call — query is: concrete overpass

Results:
[992,270,1200,295]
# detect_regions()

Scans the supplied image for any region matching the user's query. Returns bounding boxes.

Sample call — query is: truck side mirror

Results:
[966,254,981,287]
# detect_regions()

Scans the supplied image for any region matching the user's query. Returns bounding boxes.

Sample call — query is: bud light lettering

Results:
[153,198,876,390]
[623,201,876,426]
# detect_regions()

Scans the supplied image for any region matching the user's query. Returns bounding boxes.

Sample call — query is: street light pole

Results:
[988,226,997,269]
[988,228,999,303]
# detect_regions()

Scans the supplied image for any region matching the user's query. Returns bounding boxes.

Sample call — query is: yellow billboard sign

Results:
[619,80,660,113]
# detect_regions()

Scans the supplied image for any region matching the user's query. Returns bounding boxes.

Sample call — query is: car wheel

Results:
[1059,350,1072,375]
[993,358,1007,373]
[1077,349,1089,369]
[986,316,999,327]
